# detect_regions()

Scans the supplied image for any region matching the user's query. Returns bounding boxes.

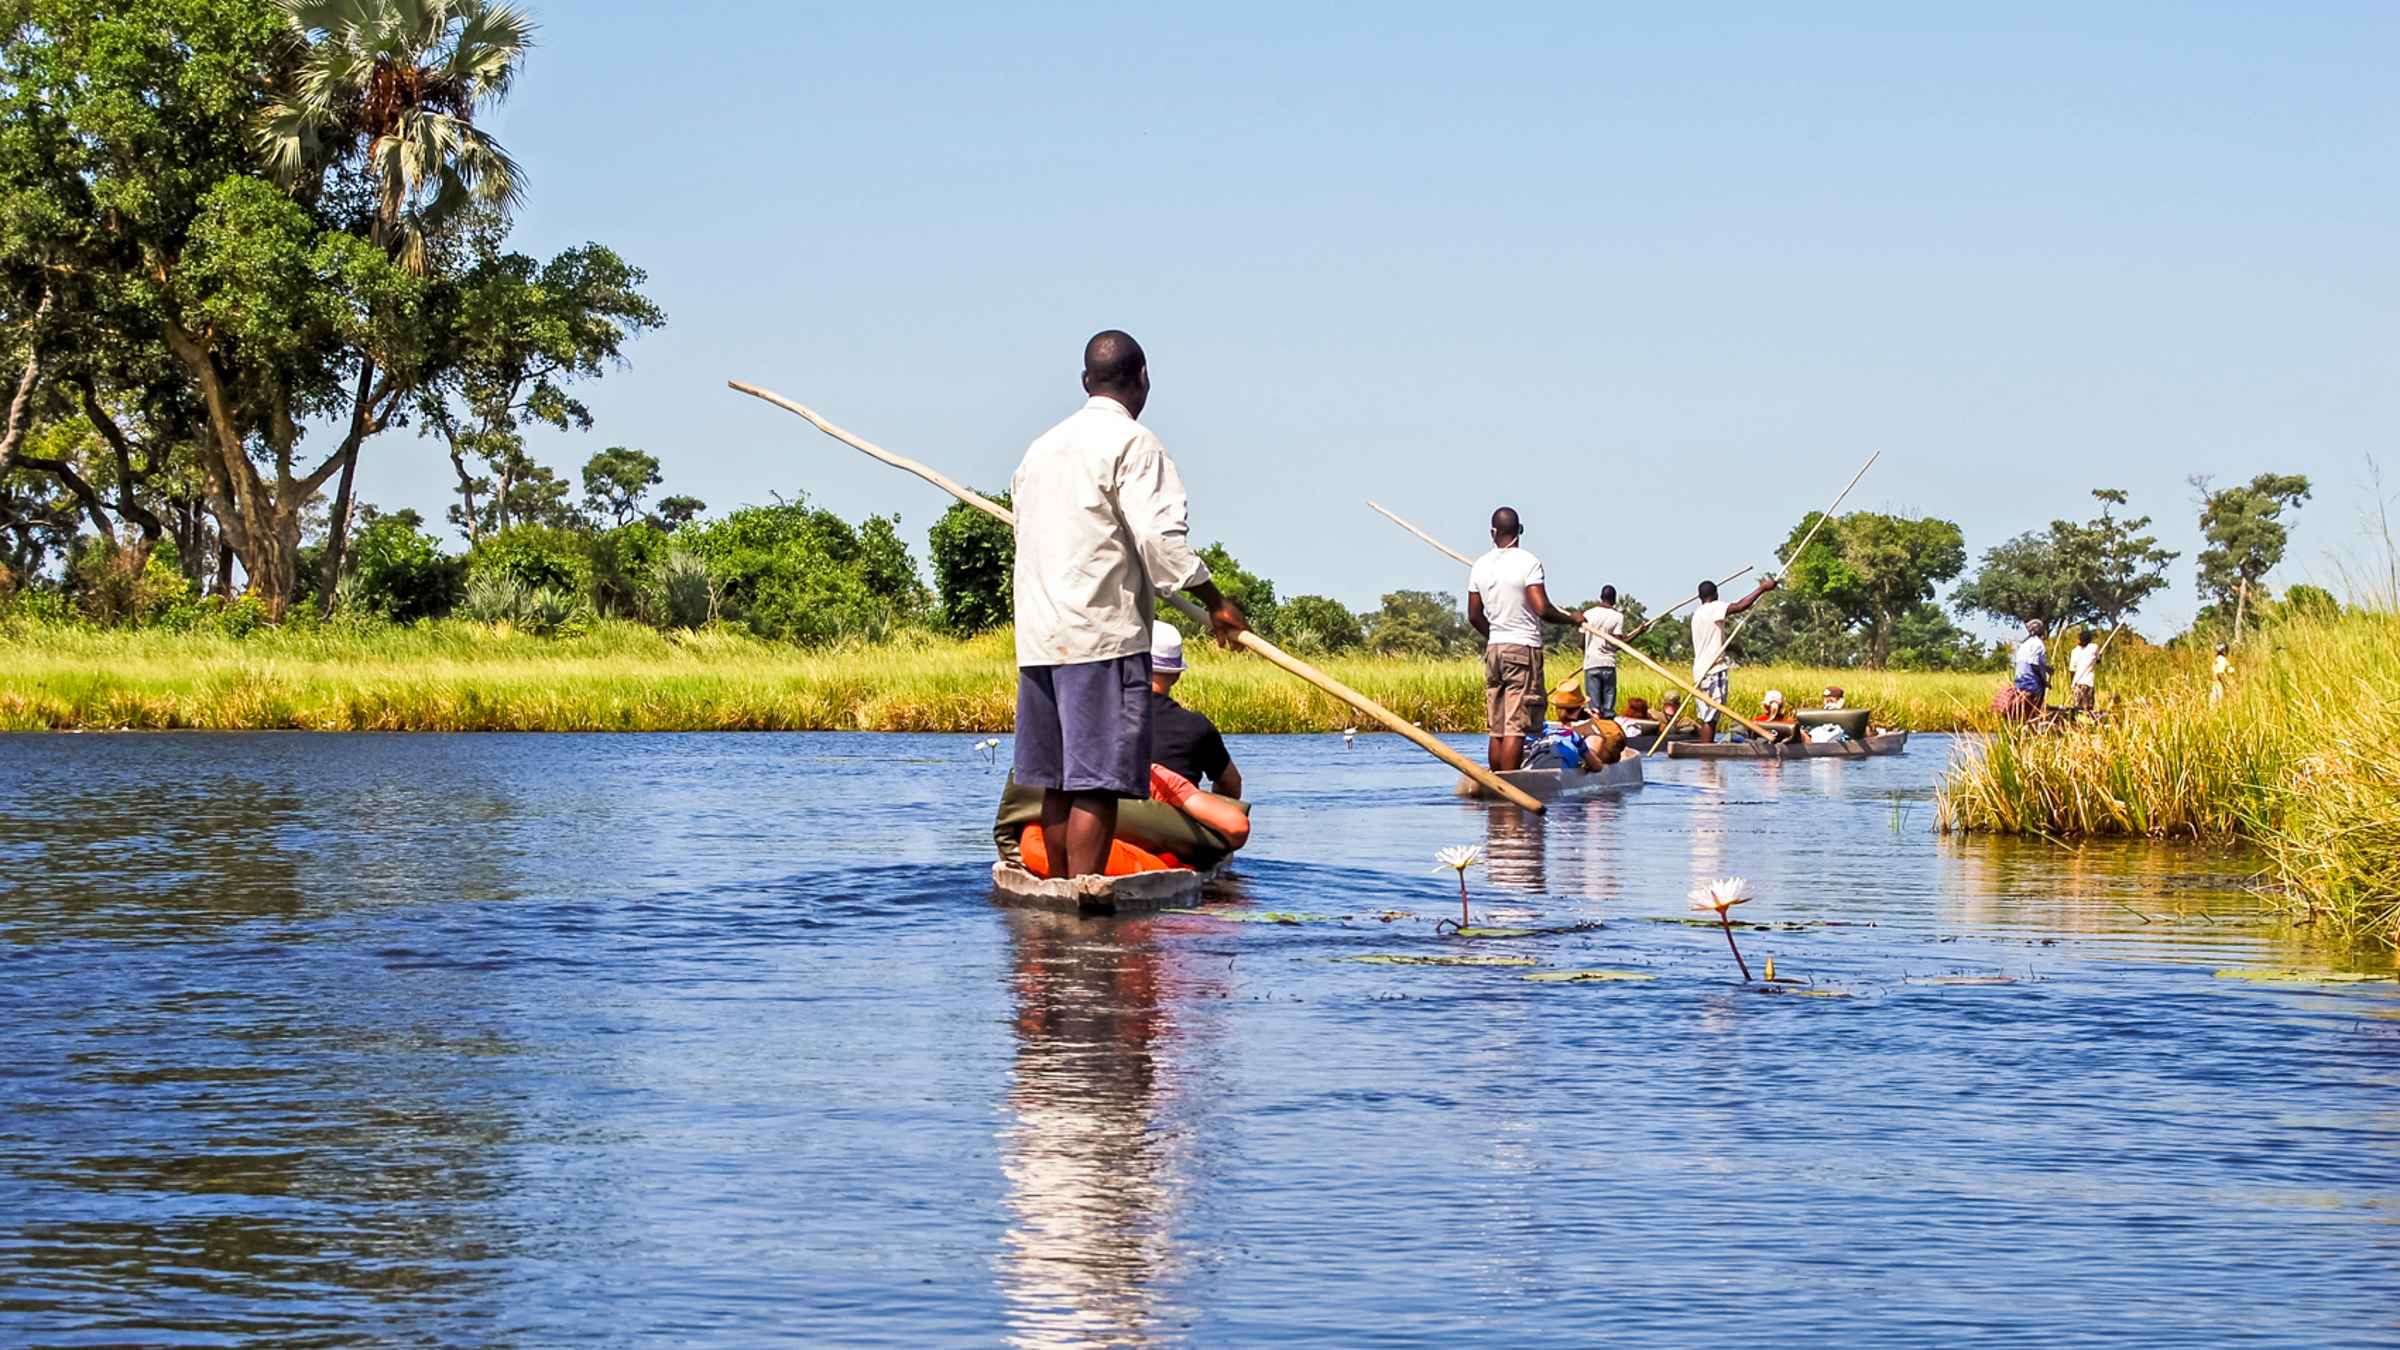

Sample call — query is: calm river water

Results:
[2,731,2394,1346]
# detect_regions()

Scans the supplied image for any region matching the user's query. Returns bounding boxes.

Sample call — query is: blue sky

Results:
[353,2,2399,632]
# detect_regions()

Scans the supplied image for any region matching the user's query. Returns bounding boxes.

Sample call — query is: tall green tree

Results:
[581,446,659,526]
[1781,511,1967,668]
[1166,543,1280,641]
[1954,489,2177,635]
[1363,590,1471,657]
[2193,472,2311,629]
[1277,595,1364,654]
[254,0,532,273]
[926,492,1012,634]
[422,242,663,542]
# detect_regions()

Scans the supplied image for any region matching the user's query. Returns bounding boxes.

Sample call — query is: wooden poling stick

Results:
[1363,500,1780,742]
[733,382,1548,813]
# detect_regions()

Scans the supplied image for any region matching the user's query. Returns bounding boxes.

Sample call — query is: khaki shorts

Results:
[2073,683,2095,711]
[1485,644,1546,738]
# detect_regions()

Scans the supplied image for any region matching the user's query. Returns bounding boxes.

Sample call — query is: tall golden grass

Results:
[0,616,2009,734]
[1937,612,2400,947]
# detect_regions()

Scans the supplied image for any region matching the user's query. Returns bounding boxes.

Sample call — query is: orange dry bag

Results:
[1018,825,1185,879]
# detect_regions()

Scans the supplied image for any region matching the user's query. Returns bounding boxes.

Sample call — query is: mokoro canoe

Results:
[1454,754,1645,801]
[1665,730,1911,760]
[990,861,1209,914]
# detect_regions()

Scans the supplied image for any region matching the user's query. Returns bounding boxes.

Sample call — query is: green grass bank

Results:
[0,617,2006,735]
[1937,611,2400,948]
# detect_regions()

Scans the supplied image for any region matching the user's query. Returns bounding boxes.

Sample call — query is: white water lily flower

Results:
[1687,876,1754,914]
[1434,845,1484,874]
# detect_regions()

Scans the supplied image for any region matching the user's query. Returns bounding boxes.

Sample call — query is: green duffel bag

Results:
[992,774,1248,872]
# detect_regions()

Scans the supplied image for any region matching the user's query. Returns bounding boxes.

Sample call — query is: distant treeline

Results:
[0,464,2351,674]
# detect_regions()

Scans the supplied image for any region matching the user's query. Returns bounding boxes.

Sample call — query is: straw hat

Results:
[1552,687,1588,712]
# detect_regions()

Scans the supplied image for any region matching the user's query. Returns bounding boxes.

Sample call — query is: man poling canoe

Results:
[1688,574,1779,744]
[1009,330,1250,880]
[1467,506,1584,772]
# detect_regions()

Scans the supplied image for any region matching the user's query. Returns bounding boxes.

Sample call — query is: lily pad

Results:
[1346,953,1538,968]
[1163,909,1329,925]
[1911,975,2018,986]
[2213,968,2396,986]
[1522,969,1656,983]
[1752,984,1853,998]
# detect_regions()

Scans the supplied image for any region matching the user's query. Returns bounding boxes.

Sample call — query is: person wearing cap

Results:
[1821,686,1846,710]
[1147,620,1242,800]
[1757,689,1791,723]
[1011,330,1248,879]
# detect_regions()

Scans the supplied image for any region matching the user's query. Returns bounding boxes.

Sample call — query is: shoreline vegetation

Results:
[0,618,2013,735]
[1939,611,2400,948]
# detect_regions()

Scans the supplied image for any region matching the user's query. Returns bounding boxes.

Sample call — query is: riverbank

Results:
[1938,611,2400,947]
[0,618,2011,734]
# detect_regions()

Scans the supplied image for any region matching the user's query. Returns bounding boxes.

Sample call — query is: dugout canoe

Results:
[1454,754,1645,801]
[990,860,1210,914]
[1665,730,1911,760]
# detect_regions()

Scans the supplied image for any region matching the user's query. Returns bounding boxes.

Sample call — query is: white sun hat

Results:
[1150,619,1186,674]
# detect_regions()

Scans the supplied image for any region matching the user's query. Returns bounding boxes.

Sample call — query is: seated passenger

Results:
[1146,622,1247,848]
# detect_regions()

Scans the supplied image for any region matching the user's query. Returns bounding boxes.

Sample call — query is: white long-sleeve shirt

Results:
[1011,396,1211,668]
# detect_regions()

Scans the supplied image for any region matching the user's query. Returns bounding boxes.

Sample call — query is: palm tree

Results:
[256,0,534,273]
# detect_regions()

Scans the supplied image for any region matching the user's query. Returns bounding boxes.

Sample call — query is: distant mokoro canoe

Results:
[990,861,1208,914]
[1665,730,1911,760]
[1454,754,1645,801]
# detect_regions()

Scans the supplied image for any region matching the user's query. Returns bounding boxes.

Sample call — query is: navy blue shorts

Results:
[1013,654,1153,797]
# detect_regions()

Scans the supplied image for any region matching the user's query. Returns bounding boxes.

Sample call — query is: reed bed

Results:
[0,617,2003,735]
[1938,612,2400,947]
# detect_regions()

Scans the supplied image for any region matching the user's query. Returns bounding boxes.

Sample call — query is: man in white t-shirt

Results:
[1467,507,1580,771]
[1581,585,1626,718]
[1688,575,1778,742]
[2066,628,2100,712]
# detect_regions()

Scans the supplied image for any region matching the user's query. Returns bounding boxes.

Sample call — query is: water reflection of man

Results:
[1481,804,1546,894]
[998,910,1216,1347]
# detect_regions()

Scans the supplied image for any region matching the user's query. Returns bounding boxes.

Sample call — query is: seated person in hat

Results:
[1145,621,1249,848]
[1821,686,1846,710]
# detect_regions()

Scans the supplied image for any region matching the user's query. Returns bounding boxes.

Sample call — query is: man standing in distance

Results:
[1467,507,1580,771]
[1011,331,1247,879]
[1689,575,1777,743]
[2067,627,2101,713]
[1580,585,1626,718]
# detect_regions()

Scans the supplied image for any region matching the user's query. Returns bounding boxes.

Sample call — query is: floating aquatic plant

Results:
[1343,726,1358,748]
[1433,844,1483,927]
[975,736,1001,767]
[1688,876,1755,981]
[1523,969,1656,983]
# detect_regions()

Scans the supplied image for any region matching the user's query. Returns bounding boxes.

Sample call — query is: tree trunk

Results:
[2233,577,2249,644]
[215,540,235,598]
[317,443,361,617]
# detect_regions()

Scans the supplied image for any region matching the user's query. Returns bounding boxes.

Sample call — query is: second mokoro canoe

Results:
[1454,755,1646,801]
[1665,730,1911,760]
[989,861,1209,915]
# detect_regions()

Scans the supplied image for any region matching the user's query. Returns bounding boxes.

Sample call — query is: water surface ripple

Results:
[1,732,2392,1346]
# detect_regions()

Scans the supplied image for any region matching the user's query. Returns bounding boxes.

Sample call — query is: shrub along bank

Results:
[1937,611,2400,948]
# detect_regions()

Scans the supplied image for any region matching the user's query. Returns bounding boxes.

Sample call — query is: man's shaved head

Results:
[1081,329,1149,416]
[1490,507,1522,540]
[1083,330,1145,388]
[1697,580,1719,602]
